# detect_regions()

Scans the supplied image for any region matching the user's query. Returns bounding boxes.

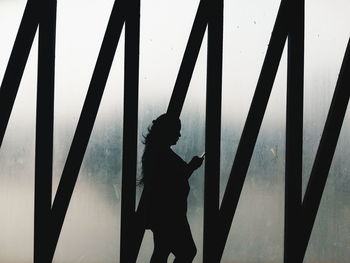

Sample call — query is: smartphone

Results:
[200,152,206,158]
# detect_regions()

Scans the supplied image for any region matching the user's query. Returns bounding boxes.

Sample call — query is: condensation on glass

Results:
[0,0,349,262]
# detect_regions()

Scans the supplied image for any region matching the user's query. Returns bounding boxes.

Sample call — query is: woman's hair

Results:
[138,113,180,186]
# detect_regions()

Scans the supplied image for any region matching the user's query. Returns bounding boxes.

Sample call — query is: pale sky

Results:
[0,0,349,127]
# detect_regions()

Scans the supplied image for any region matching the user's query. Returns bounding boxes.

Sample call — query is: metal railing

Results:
[0,0,349,262]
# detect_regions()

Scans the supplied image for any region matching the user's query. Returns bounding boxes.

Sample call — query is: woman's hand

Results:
[189,156,204,171]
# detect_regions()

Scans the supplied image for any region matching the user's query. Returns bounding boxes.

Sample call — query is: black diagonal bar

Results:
[34,0,57,262]
[299,38,350,262]
[120,0,141,261]
[284,0,304,262]
[203,0,223,262]
[166,0,209,117]
[48,0,127,260]
[217,0,289,260]
[0,0,40,147]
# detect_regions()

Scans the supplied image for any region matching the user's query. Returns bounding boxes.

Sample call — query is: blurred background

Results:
[0,0,349,262]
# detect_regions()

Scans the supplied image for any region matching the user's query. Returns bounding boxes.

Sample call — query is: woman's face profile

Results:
[168,120,181,146]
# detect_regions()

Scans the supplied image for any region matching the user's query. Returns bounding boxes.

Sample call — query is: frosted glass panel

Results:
[0,0,349,262]
[53,0,123,262]
[0,1,37,260]
[303,0,350,262]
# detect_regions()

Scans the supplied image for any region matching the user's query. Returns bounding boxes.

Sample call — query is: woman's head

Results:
[139,114,181,186]
[144,114,181,147]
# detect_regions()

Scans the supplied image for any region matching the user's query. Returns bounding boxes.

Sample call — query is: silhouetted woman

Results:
[140,113,203,263]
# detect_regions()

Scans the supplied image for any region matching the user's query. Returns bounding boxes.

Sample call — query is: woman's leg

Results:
[171,217,197,263]
[150,228,171,263]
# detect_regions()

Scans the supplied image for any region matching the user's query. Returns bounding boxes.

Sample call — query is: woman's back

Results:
[142,146,190,228]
